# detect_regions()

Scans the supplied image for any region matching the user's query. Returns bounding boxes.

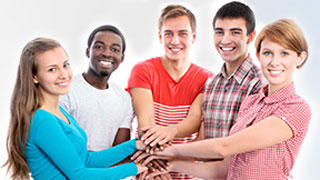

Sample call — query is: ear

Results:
[297,51,308,68]
[256,51,261,62]
[120,53,125,63]
[158,31,163,44]
[191,31,197,44]
[33,75,39,84]
[86,48,90,58]
[247,30,256,44]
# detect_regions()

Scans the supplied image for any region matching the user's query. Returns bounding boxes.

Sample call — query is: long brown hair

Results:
[4,38,61,179]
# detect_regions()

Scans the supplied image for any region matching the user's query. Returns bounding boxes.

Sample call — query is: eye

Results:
[262,51,272,56]
[232,31,241,35]
[48,68,56,72]
[163,32,173,37]
[94,45,104,50]
[281,51,289,56]
[179,32,188,37]
[215,30,223,35]
[63,62,70,68]
[111,47,120,53]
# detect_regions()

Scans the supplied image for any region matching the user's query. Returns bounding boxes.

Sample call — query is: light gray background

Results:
[0,0,319,179]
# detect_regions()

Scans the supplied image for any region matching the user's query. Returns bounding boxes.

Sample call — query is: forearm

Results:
[173,115,201,138]
[170,159,228,179]
[130,88,155,129]
[174,93,203,138]
[165,138,226,159]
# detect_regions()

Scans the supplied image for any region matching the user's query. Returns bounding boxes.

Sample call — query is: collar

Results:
[260,82,296,104]
[219,54,255,84]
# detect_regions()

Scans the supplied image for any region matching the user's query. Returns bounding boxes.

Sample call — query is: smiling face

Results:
[33,47,73,98]
[257,38,306,93]
[159,15,196,62]
[86,31,124,77]
[214,18,255,66]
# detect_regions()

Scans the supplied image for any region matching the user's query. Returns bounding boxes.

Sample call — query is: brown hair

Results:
[4,38,61,179]
[255,19,308,69]
[158,4,196,32]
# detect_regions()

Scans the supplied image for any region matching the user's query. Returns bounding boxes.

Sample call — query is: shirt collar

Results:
[220,54,254,84]
[260,82,296,104]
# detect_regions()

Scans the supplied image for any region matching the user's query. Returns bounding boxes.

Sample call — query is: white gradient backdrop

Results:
[0,0,319,179]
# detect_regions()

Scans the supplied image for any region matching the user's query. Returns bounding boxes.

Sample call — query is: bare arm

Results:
[130,87,155,130]
[112,128,131,146]
[193,121,205,141]
[169,158,229,180]
[142,93,204,146]
[156,116,293,159]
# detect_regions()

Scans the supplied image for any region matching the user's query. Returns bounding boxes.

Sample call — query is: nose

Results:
[59,68,69,80]
[269,54,281,67]
[170,34,180,45]
[221,33,231,44]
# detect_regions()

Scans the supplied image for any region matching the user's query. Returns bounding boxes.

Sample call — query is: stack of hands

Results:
[133,125,176,180]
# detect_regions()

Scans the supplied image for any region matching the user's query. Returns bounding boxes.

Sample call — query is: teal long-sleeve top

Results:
[24,106,138,180]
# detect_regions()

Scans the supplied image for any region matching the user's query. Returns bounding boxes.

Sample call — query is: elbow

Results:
[215,140,230,158]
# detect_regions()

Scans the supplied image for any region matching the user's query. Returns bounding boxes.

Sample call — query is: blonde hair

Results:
[158,4,196,32]
[255,19,308,69]
[4,38,61,179]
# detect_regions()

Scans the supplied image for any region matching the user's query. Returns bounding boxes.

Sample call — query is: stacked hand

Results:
[133,125,176,179]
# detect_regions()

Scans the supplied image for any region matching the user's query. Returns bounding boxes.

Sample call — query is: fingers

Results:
[131,150,143,161]
[131,150,150,163]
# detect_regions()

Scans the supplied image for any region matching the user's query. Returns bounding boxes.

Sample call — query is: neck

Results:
[39,91,60,114]
[83,70,110,90]
[225,53,248,78]
[268,81,292,96]
[161,56,191,82]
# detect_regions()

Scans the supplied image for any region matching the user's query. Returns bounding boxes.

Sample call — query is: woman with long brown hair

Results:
[4,37,147,180]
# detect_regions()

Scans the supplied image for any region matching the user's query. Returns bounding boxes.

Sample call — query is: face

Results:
[86,31,124,77]
[159,16,196,62]
[33,47,73,97]
[214,18,255,65]
[257,39,305,91]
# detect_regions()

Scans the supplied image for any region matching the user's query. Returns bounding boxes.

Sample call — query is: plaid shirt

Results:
[228,83,311,179]
[202,55,263,138]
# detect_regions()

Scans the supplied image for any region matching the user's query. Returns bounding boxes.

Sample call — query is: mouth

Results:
[56,81,69,87]
[169,46,184,54]
[268,69,284,77]
[98,60,114,68]
[220,47,236,52]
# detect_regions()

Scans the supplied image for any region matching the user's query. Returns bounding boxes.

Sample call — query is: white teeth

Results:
[171,48,182,52]
[100,61,112,65]
[270,70,282,75]
[58,82,68,86]
[221,47,234,51]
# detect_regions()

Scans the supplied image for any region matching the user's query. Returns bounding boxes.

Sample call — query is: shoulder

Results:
[30,109,60,136]
[280,94,311,118]
[190,63,214,79]
[109,83,131,98]
[132,57,160,70]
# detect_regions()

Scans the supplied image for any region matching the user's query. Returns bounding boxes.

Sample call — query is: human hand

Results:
[136,163,148,175]
[139,159,171,180]
[141,125,177,147]
[131,150,150,163]
[136,140,147,151]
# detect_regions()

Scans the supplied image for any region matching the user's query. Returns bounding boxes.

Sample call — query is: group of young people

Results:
[4,1,311,180]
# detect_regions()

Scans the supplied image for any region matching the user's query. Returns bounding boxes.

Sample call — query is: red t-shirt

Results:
[128,57,213,179]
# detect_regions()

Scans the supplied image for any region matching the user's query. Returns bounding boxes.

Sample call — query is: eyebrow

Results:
[45,60,69,69]
[94,40,121,48]
[214,28,243,32]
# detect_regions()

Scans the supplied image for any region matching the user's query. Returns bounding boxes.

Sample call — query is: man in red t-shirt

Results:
[127,4,213,180]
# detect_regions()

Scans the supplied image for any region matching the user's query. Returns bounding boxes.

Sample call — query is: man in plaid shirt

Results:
[199,1,264,140]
